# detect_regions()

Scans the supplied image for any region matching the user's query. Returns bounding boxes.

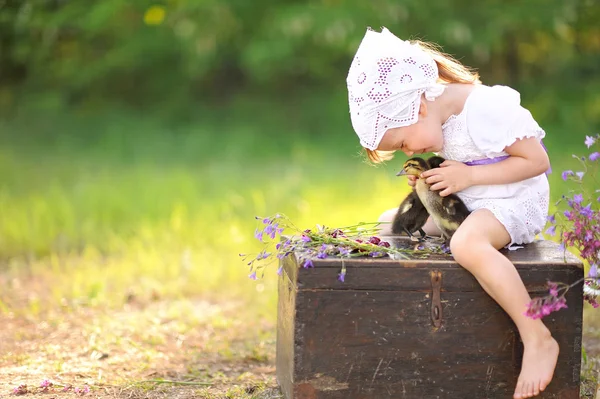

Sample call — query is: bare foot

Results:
[513,335,559,398]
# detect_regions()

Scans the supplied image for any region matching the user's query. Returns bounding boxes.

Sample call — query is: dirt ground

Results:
[0,298,597,398]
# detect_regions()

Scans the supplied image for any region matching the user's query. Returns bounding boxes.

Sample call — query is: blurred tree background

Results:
[1,0,599,128]
[0,0,599,307]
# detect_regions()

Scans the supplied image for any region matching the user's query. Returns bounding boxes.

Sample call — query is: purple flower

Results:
[369,252,384,257]
[256,250,270,260]
[584,280,600,308]
[254,228,264,242]
[338,270,346,282]
[277,239,291,251]
[547,214,556,224]
[13,384,28,395]
[576,171,585,180]
[525,296,568,319]
[590,152,600,161]
[74,385,90,395]
[264,223,280,239]
[544,225,556,236]
[339,248,351,256]
[585,135,596,148]
[303,259,314,268]
[264,223,274,234]
[589,264,598,279]
[581,204,593,218]
[564,210,572,219]
[548,282,559,297]
[248,271,257,280]
[585,230,594,241]
[573,194,583,204]
[317,252,327,259]
[561,170,573,181]
[301,235,311,242]
[40,380,52,389]
[277,266,283,275]
[559,242,566,251]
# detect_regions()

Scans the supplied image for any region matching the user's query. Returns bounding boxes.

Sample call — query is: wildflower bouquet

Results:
[527,134,600,319]
[241,214,437,282]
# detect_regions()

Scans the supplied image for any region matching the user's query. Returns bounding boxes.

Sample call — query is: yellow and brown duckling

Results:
[396,156,471,245]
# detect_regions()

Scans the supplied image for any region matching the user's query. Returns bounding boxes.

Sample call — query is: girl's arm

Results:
[423,137,550,196]
[469,137,550,185]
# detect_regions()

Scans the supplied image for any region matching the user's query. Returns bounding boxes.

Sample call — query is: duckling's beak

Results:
[396,169,407,176]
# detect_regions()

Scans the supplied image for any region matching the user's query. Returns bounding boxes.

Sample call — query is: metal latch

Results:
[430,270,443,328]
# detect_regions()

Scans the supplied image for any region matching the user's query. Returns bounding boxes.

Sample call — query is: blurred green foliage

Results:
[0,1,599,325]
[0,0,599,129]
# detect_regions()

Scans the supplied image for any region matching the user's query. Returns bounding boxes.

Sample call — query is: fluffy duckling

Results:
[396,156,471,244]
[391,190,430,241]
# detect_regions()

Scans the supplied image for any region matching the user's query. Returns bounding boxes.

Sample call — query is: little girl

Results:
[347,27,556,399]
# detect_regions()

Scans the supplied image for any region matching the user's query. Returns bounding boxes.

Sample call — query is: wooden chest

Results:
[276,238,583,399]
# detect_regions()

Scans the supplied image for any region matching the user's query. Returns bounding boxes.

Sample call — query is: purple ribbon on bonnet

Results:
[463,140,552,176]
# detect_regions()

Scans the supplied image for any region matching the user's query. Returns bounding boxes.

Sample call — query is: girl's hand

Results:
[420,160,473,197]
[407,175,417,187]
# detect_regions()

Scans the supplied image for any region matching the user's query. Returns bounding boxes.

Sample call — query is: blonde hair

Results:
[364,40,480,164]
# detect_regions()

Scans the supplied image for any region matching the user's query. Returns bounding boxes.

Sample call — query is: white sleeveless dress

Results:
[437,85,550,248]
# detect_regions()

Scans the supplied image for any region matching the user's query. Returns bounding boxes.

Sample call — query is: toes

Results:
[513,381,524,399]
[533,380,540,396]
[528,381,536,397]
[523,381,533,398]
[529,381,537,397]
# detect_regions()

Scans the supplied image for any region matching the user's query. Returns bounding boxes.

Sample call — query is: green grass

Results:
[0,107,598,396]
[0,107,596,310]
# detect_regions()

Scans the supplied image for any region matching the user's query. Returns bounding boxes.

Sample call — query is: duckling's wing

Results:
[442,195,471,222]
[441,196,458,215]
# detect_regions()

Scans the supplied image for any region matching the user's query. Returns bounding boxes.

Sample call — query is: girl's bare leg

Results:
[450,209,559,399]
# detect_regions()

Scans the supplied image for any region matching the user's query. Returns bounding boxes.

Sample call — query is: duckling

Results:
[391,189,430,241]
[396,156,471,245]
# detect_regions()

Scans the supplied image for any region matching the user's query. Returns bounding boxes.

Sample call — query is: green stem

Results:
[305,233,436,259]
[137,380,212,386]
[545,277,597,299]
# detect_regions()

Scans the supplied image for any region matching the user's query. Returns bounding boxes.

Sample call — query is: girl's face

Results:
[376,101,444,156]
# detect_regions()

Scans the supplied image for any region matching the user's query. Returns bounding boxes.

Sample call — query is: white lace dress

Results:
[438,84,550,248]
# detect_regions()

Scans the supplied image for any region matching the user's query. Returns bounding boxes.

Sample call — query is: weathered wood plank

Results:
[294,265,581,292]
[277,262,297,399]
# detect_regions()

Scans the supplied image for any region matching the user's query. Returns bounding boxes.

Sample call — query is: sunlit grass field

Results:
[0,108,598,396]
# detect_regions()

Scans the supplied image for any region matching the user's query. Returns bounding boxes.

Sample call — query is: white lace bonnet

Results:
[347,27,446,150]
